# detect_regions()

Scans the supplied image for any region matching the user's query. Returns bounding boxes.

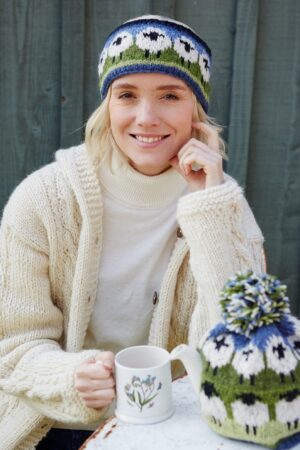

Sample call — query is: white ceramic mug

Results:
[115,345,174,424]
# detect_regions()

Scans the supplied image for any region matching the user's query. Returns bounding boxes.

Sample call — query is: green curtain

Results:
[1,0,299,312]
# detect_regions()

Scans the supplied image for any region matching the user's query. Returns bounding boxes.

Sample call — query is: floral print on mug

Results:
[124,375,163,412]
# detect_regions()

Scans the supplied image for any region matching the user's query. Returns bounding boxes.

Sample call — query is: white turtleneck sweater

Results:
[88,153,188,353]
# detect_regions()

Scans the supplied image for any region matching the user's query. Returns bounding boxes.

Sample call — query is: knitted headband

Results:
[98,15,212,112]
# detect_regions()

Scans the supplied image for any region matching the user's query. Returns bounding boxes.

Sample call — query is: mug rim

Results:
[115,345,170,370]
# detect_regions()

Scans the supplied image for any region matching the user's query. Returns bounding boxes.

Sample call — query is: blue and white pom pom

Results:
[220,271,290,336]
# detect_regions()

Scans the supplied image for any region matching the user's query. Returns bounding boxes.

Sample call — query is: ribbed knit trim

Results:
[99,150,188,209]
[55,144,104,352]
[148,237,189,349]
[0,404,52,450]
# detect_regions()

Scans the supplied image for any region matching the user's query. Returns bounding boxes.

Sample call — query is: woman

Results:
[0,15,265,450]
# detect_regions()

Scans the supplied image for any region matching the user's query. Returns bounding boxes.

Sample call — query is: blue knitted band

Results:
[98,15,212,112]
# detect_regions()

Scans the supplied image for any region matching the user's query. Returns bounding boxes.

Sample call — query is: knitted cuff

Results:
[0,349,106,424]
[177,178,243,219]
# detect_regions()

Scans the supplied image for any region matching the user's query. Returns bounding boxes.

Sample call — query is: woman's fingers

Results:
[170,129,224,190]
[79,384,116,409]
[178,146,221,175]
[95,351,115,370]
[191,121,219,152]
[80,388,115,402]
[78,351,115,377]
[172,121,220,176]
[74,351,116,409]
[179,153,223,187]
[82,390,115,409]
[75,360,111,380]
[75,375,115,393]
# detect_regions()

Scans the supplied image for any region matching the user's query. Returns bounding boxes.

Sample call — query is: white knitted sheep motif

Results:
[199,53,211,82]
[275,389,300,431]
[265,335,298,383]
[174,36,198,67]
[98,48,108,76]
[231,393,269,436]
[232,342,265,385]
[108,32,133,62]
[202,334,234,375]
[199,381,227,426]
[135,27,172,58]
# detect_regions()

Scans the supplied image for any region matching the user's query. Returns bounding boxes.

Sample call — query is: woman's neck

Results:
[98,150,188,208]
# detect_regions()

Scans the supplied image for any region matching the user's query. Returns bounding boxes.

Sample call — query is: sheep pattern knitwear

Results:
[0,145,265,449]
[98,15,212,112]
[198,272,300,449]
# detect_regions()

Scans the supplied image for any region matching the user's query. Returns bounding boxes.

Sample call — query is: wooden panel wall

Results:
[0,0,299,312]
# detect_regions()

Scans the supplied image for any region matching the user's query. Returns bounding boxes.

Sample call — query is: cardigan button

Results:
[177,227,183,238]
[153,291,159,305]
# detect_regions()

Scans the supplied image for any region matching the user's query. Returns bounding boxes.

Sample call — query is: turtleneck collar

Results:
[98,149,188,209]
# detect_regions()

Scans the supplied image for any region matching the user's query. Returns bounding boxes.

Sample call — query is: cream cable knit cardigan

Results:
[0,144,264,450]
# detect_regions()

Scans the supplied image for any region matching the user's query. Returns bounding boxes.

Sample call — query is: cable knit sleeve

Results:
[0,173,105,424]
[176,176,265,348]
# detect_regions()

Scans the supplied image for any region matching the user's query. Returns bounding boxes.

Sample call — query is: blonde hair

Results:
[191,94,227,158]
[84,88,227,165]
[84,89,113,166]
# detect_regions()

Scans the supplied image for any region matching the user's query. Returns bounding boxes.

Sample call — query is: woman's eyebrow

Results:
[157,85,187,91]
[112,83,137,90]
[112,83,187,91]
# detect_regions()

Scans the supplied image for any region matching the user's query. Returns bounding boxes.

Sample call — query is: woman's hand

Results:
[170,122,224,191]
[74,351,115,409]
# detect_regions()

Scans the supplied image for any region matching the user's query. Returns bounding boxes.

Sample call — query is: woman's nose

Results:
[136,100,159,127]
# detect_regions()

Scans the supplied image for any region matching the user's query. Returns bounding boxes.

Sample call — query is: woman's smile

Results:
[130,133,171,147]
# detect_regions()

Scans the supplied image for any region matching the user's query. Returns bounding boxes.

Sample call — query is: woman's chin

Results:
[130,160,172,176]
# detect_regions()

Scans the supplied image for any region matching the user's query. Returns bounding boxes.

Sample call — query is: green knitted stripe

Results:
[205,417,297,449]
[100,47,211,100]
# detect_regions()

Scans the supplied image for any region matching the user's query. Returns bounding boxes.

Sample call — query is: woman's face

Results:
[109,73,195,176]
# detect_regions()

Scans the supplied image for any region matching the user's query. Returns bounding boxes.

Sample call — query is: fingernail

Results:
[103,360,113,370]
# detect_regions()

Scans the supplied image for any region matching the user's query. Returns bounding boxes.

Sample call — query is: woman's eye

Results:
[163,93,179,100]
[118,92,134,99]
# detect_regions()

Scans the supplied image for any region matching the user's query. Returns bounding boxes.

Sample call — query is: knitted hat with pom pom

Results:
[98,15,212,112]
[198,271,300,449]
